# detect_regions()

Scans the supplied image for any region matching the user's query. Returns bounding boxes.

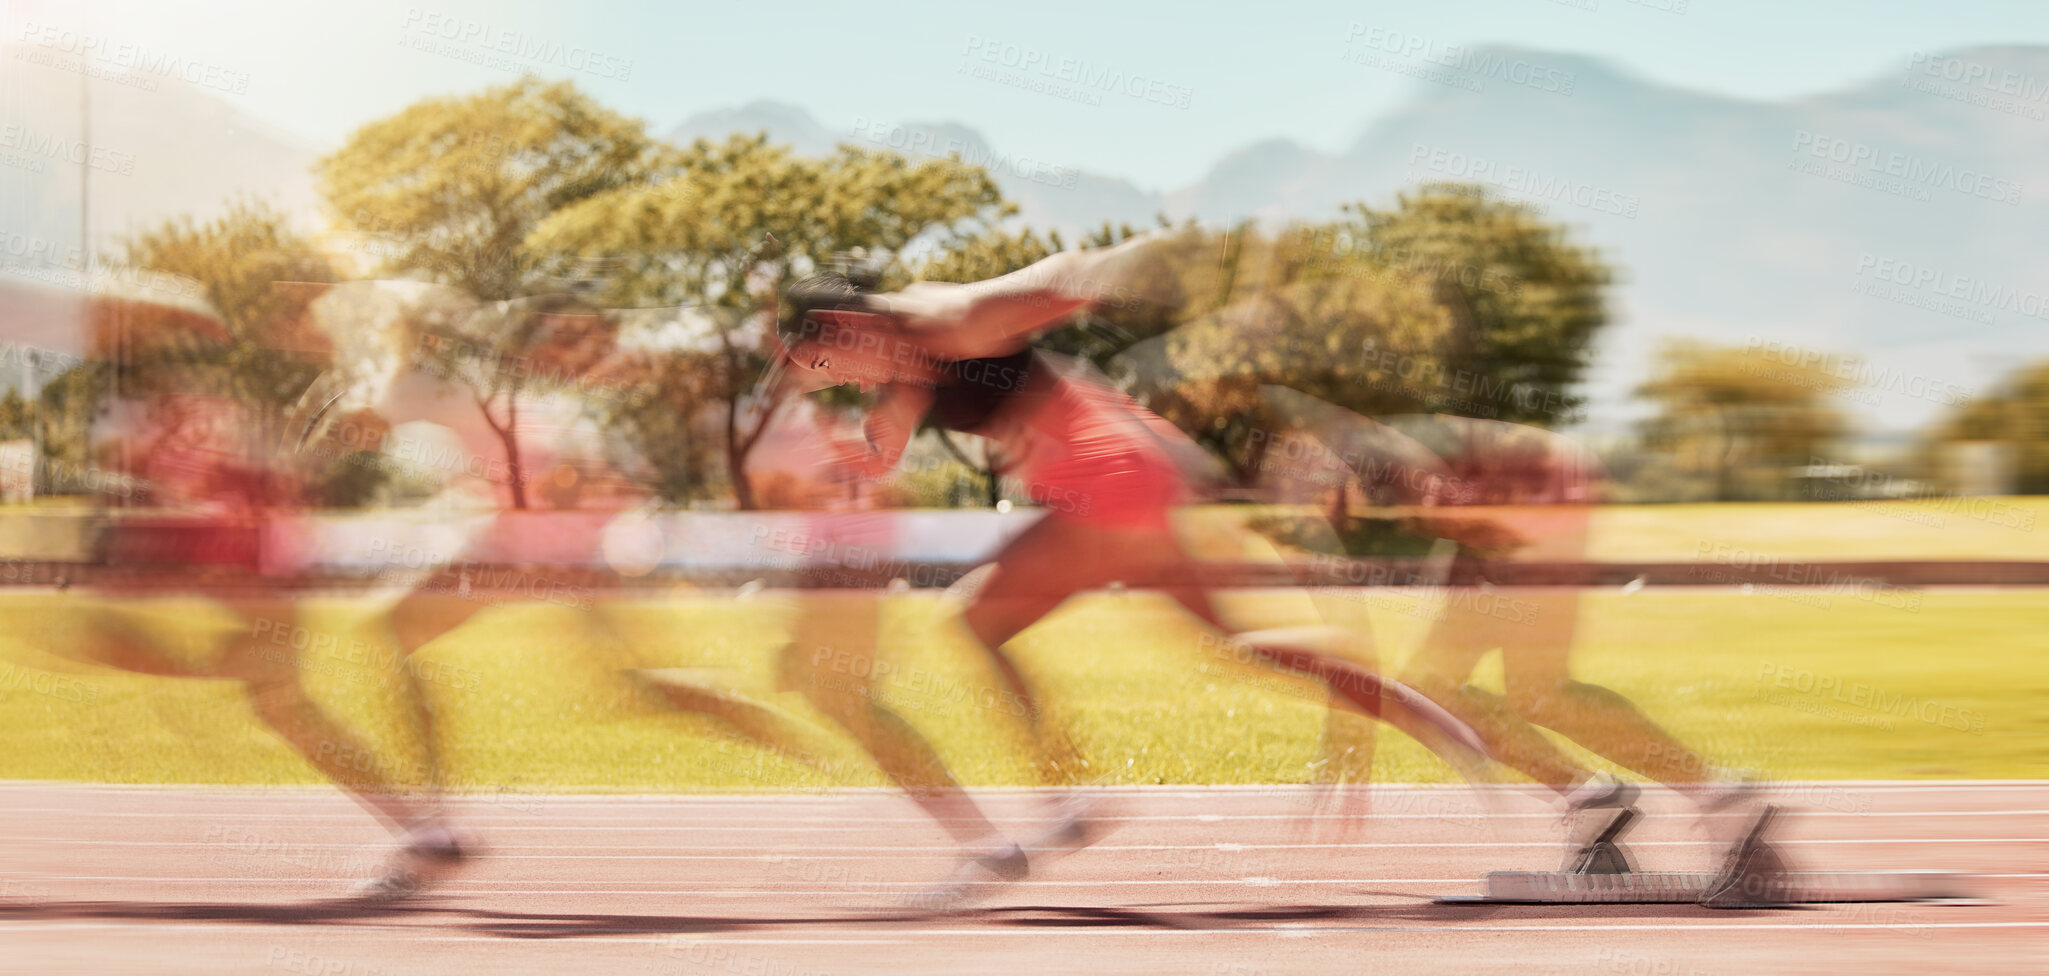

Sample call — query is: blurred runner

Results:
[40,280,467,898]
[768,240,1498,895]
[1268,393,1752,855]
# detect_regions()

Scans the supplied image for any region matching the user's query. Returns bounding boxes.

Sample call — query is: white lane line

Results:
[12,836,2032,848]
[14,875,2027,889]
[5,811,2044,827]
[0,921,2033,940]
[3,782,2041,799]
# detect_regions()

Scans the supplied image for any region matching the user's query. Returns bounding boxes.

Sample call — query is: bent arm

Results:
[845,383,936,479]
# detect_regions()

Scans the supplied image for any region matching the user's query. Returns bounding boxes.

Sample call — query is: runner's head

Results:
[777,270,906,391]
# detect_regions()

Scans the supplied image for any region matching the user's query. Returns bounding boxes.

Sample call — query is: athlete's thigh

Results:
[1404,585,1502,687]
[1492,586,1582,690]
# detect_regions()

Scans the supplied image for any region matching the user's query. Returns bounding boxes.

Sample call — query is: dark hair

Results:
[778,269,878,349]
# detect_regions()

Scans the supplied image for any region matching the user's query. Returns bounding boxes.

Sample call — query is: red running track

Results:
[0,782,2042,974]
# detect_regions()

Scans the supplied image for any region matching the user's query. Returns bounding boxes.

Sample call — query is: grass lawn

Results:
[1,584,2041,789]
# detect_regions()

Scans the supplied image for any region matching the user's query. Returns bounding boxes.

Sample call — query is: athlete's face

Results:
[787,316,906,392]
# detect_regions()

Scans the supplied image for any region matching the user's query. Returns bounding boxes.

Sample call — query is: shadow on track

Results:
[0,898,1789,938]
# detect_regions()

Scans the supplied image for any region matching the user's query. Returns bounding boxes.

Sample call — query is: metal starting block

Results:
[1441,804,1977,908]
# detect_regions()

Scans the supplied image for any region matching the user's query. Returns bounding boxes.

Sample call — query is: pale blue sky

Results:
[14,0,2047,189]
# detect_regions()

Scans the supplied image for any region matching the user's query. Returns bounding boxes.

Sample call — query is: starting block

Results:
[1441,804,1977,908]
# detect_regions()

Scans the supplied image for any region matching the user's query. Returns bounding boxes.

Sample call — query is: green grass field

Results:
[1,583,2042,790]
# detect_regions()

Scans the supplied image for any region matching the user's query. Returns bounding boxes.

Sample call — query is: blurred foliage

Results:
[1340,183,1612,428]
[319,78,665,508]
[118,197,339,462]
[318,77,674,302]
[0,389,30,441]
[1144,224,1458,484]
[528,133,1011,508]
[35,362,111,494]
[1633,341,1856,502]
[1926,362,2049,494]
[587,347,727,505]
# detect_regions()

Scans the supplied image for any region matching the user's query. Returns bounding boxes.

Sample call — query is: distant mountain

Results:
[666,101,1165,239]
[0,44,321,260]
[8,43,2038,434]
[1152,45,2049,430]
[663,48,2049,431]
[668,100,841,158]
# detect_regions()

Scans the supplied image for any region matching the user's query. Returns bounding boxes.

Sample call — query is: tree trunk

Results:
[501,393,526,510]
[476,386,528,510]
[725,392,757,511]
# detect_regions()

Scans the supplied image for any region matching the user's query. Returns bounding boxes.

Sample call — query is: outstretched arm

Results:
[877,233,1163,358]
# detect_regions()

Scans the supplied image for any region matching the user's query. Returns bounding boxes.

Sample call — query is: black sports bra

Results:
[925,347,1040,433]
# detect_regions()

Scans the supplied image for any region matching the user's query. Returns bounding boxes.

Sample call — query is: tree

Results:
[1108,224,1458,485]
[526,134,1011,508]
[584,343,727,504]
[319,77,673,507]
[0,388,30,441]
[1635,340,1857,501]
[118,197,338,461]
[407,292,615,509]
[318,77,675,302]
[1340,183,1613,427]
[1925,362,2049,493]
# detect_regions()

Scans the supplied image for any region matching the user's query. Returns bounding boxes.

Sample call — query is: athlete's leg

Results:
[218,593,444,833]
[1495,587,1713,788]
[780,588,1010,845]
[1401,587,1593,794]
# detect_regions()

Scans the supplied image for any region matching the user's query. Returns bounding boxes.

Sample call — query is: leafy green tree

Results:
[1925,362,2049,493]
[319,77,673,507]
[1634,340,1856,501]
[0,388,30,441]
[1098,223,1456,485]
[526,134,1010,508]
[118,197,338,458]
[35,362,110,495]
[1341,183,1612,427]
[318,77,675,301]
